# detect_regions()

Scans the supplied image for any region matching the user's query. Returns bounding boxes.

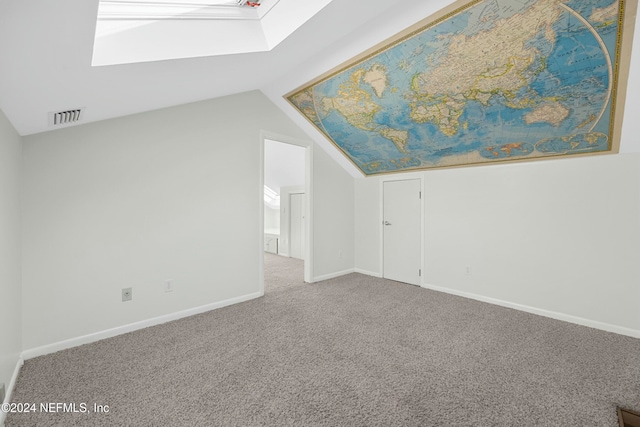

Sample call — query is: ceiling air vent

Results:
[48,108,84,126]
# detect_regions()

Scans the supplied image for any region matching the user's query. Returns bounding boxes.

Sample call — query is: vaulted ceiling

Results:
[1,0,638,179]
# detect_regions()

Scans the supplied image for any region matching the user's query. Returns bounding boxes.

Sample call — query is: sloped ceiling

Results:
[0,0,638,179]
[262,0,640,177]
[0,0,413,137]
[285,1,638,175]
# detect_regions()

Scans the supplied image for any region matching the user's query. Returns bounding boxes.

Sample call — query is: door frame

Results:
[259,131,313,295]
[279,186,305,258]
[379,174,425,286]
[288,191,306,260]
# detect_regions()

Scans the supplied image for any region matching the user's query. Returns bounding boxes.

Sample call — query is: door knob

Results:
[384,221,392,226]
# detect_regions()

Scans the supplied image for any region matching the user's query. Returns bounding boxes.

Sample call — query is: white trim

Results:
[280,185,305,260]
[21,292,261,360]
[97,0,281,21]
[0,356,24,427]
[305,145,314,283]
[378,178,383,279]
[354,268,382,278]
[312,268,355,283]
[419,178,425,287]
[258,136,266,296]
[421,283,640,339]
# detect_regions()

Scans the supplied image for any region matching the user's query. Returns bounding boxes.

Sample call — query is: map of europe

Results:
[287,0,626,175]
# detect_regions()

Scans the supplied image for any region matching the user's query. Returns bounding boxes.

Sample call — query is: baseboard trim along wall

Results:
[421,283,640,339]
[0,356,24,427]
[354,269,383,278]
[312,269,355,283]
[21,292,262,360]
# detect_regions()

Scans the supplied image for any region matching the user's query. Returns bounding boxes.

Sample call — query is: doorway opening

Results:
[260,134,311,294]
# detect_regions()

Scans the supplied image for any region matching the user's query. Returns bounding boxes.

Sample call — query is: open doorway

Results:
[261,137,310,294]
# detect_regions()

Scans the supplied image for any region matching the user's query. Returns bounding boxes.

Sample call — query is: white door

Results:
[290,193,305,260]
[383,179,421,285]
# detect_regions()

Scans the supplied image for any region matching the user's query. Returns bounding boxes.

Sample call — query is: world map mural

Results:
[286,0,631,175]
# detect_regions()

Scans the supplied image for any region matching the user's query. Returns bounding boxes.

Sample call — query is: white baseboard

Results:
[312,269,355,283]
[421,283,640,339]
[1,356,24,427]
[354,268,383,278]
[22,292,262,360]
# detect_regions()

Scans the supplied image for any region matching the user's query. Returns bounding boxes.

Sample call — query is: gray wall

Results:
[21,91,354,350]
[355,153,640,335]
[0,108,22,394]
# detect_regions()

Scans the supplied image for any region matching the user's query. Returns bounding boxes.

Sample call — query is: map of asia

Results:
[287,0,630,175]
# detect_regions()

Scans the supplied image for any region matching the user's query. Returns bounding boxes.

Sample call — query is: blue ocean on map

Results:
[290,0,620,174]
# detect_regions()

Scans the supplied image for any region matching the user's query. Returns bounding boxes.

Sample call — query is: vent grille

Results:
[49,108,83,126]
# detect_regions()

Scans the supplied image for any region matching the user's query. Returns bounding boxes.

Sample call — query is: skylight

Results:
[92,0,334,65]
[264,185,280,209]
[96,0,274,23]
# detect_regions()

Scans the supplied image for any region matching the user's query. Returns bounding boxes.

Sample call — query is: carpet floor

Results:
[6,260,640,427]
[264,253,304,293]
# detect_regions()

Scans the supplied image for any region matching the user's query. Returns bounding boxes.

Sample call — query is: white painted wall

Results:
[355,153,640,335]
[619,1,640,154]
[264,205,280,231]
[21,90,355,350]
[0,109,22,396]
[312,148,355,279]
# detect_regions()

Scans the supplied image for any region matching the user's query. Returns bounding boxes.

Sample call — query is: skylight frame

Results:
[97,0,276,21]
[264,185,280,209]
[92,0,333,65]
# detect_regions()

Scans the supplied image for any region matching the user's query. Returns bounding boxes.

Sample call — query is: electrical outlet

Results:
[122,287,132,302]
[164,280,174,293]
[339,249,343,259]
[465,266,472,276]
[1,383,5,403]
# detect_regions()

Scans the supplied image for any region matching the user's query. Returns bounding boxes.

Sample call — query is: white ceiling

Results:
[264,139,305,195]
[0,0,414,136]
[1,0,639,177]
